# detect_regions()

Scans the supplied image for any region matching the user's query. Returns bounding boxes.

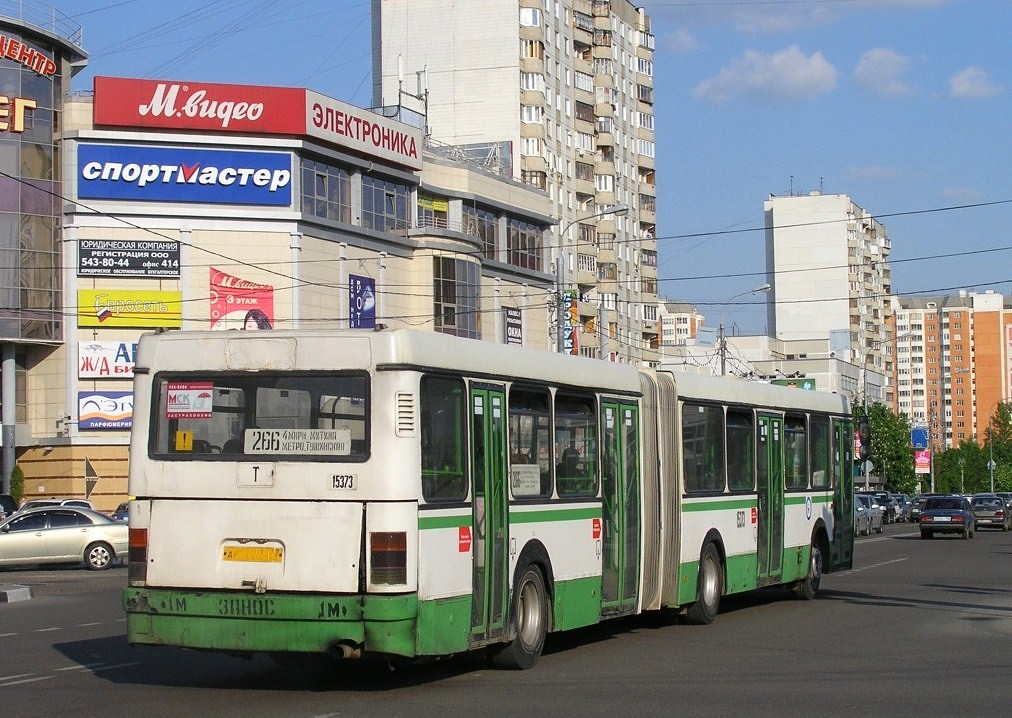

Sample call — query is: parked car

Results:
[854,499,870,536]
[919,495,975,539]
[970,494,1011,532]
[0,506,127,569]
[0,493,17,520]
[860,491,898,523]
[111,502,130,522]
[855,493,883,535]
[16,498,95,515]
[892,493,911,522]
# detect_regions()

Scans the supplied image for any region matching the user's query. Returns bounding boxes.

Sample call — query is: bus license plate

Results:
[222,545,284,563]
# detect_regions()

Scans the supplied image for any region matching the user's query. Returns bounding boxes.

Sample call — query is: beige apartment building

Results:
[373,0,659,363]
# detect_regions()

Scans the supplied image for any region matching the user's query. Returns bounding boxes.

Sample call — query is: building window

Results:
[417,193,448,230]
[301,158,352,223]
[519,7,541,26]
[463,205,497,259]
[433,257,480,339]
[361,175,410,233]
[507,218,543,271]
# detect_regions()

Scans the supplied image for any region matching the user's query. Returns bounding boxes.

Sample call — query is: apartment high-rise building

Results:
[892,291,1012,452]
[765,192,893,403]
[373,0,658,363]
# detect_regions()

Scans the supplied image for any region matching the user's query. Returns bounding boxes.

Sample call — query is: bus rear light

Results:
[129,527,148,583]
[370,531,407,585]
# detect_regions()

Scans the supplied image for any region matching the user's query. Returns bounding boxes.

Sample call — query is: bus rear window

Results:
[151,373,369,461]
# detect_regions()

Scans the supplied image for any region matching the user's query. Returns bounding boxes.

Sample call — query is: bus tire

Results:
[84,541,114,570]
[792,539,822,600]
[685,543,722,625]
[491,565,548,670]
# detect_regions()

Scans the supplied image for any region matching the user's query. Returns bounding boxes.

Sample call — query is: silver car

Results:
[0,506,128,570]
[855,494,884,535]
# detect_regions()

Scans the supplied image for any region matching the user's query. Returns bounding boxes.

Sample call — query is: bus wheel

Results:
[84,542,114,570]
[792,540,822,600]
[685,543,722,625]
[491,565,548,670]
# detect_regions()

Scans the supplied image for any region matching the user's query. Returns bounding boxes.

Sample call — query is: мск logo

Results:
[78,143,293,207]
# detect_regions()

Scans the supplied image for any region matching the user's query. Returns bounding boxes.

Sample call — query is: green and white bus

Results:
[124,328,854,669]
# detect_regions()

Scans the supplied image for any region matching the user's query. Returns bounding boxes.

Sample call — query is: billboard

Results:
[209,268,274,330]
[349,274,376,329]
[79,341,137,378]
[78,239,180,278]
[78,289,183,328]
[78,391,133,430]
[93,77,423,170]
[78,143,293,206]
[93,76,306,134]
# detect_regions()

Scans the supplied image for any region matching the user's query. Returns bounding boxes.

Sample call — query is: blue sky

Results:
[66,0,1011,334]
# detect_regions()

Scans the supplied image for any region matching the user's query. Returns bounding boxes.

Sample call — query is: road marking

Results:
[92,661,142,672]
[0,676,53,684]
[848,557,908,573]
[33,627,62,633]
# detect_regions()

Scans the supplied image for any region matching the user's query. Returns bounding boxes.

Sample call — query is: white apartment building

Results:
[657,301,703,348]
[373,0,659,363]
[765,192,893,403]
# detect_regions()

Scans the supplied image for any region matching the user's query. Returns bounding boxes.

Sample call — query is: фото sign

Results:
[78,144,293,206]
[78,391,133,430]
[78,239,180,278]
[78,289,183,328]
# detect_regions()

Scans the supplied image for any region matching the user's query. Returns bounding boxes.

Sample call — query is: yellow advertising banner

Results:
[78,289,183,328]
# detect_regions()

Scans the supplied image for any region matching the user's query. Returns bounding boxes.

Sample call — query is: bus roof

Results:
[134,328,643,395]
[653,367,851,416]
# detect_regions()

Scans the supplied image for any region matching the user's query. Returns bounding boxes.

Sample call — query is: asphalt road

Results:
[1,520,1009,717]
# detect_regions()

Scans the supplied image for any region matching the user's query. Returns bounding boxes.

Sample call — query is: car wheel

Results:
[685,542,722,625]
[875,521,883,534]
[84,541,114,570]
[920,531,931,539]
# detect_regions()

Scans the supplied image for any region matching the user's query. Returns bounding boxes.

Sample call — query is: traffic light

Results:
[858,414,872,461]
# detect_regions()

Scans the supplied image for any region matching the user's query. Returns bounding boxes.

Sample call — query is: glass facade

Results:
[0,24,67,342]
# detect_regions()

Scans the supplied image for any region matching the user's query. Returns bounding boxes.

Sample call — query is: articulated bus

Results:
[124,328,854,669]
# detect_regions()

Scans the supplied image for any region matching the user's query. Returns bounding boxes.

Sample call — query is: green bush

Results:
[9,463,24,503]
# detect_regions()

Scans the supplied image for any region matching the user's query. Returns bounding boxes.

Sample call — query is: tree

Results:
[855,402,916,494]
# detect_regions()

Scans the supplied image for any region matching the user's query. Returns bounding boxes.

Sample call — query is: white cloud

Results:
[948,66,1004,99]
[664,29,697,55]
[692,46,837,104]
[939,186,985,204]
[854,48,916,96]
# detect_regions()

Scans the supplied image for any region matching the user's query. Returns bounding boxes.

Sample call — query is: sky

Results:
[63,0,1011,334]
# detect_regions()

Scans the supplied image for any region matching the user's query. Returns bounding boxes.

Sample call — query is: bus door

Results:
[829,418,854,570]
[601,400,640,615]
[469,385,509,643]
[756,413,784,585]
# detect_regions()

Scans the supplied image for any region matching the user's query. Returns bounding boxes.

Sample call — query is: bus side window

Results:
[420,375,467,502]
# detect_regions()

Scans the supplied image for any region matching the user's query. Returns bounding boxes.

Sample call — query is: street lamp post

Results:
[719,283,770,375]
[556,204,629,355]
